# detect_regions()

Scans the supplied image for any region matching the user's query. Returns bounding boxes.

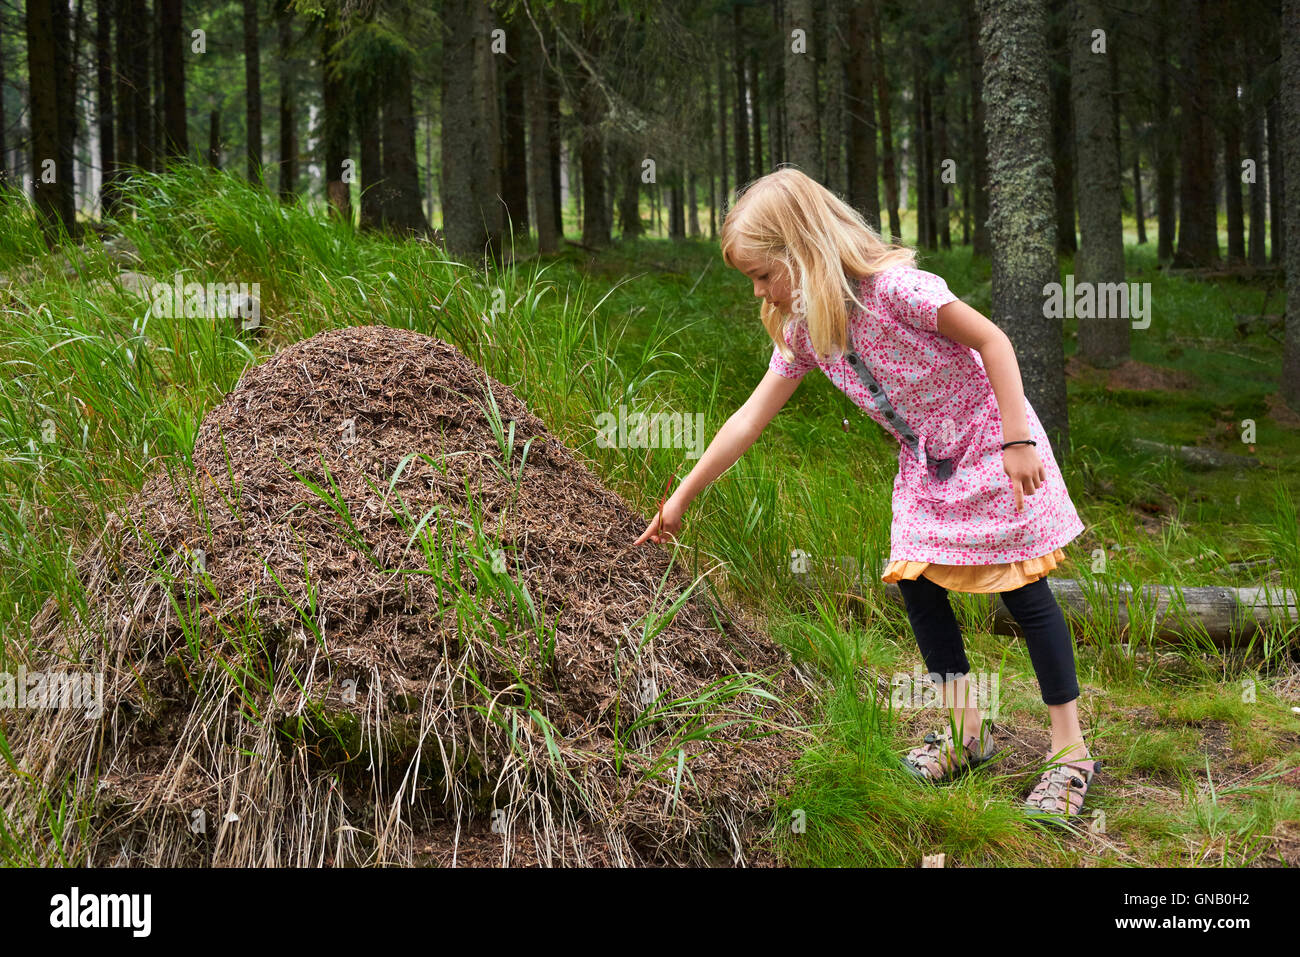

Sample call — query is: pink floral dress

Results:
[768,264,1085,592]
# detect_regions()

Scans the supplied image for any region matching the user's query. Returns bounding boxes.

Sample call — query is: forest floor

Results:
[0,168,1296,866]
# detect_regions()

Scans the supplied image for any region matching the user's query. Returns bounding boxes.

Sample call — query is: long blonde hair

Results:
[720,166,916,364]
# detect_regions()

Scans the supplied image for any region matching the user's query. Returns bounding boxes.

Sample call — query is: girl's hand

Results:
[1003,444,1046,513]
[634,498,683,545]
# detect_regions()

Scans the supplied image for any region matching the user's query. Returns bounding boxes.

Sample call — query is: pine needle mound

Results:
[7,325,806,866]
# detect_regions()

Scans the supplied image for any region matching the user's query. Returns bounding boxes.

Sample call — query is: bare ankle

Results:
[1050,739,1090,763]
[949,710,986,740]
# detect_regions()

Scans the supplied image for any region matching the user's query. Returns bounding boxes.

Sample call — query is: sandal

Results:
[1022,758,1100,822]
[900,721,998,783]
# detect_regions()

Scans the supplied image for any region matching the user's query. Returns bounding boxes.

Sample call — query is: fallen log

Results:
[1129,437,1260,470]
[790,558,1298,649]
[981,577,1298,648]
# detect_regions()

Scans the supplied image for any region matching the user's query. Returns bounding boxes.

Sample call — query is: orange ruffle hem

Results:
[881,547,1066,594]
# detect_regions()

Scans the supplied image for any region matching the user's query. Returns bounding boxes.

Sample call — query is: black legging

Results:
[895,573,1080,706]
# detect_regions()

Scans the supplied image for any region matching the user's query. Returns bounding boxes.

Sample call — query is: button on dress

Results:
[768,264,1085,594]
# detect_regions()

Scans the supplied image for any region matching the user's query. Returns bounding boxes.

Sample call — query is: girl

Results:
[634,168,1098,820]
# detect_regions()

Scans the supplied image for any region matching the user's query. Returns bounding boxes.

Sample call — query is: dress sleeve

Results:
[874,264,960,334]
[767,320,817,379]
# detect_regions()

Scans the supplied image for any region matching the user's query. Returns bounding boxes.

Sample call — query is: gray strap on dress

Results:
[845,351,955,481]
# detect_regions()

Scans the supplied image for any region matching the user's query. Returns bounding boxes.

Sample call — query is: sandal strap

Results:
[1026,762,1093,814]
[904,725,993,780]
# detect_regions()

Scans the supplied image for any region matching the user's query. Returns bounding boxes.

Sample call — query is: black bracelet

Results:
[1001,439,1037,450]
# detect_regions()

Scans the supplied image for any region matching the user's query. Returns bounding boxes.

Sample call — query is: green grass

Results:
[1,164,1297,866]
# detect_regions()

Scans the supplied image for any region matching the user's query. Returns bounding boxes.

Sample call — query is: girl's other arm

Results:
[935,299,1046,510]
[633,369,802,544]
[935,300,1031,442]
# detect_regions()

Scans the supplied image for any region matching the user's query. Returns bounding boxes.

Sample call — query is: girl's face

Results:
[732,246,795,314]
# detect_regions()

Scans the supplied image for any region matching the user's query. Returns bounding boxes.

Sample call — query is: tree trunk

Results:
[379,53,428,234]
[1245,23,1268,267]
[62,0,83,209]
[847,0,880,230]
[26,0,61,217]
[1132,131,1146,244]
[159,0,186,162]
[979,0,1070,460]
[0,18,7,195]
[716,19,729,205]
[922,63,937,247]
[425,114,435,226]
[524,23,558,252]
[748,50,764,178]
[501,17,529,237]
[603,140,616,239]
[1221,12,1245,263]
[27,0,76,238]
[1267,94,1285,267]
[1047,0,1076,254]
[733,4,751,185]
[321,18,350,223]
[114,0,135,181]
[825,1,844,193]
[961,88,971,244]
[935,74,951,250]
[1071,0,1129,365]
[785,0,818,179]
[572,131,582,229]
[687,169,700,237]
[627,149,648,238]
[876,1,902,243]
[1153,0,1176,262]
[706,63,718,239]
[911,42,931,248]
[1174,0,1219,267]
[358,100,382,230]
[669,164,684,240]
[1127,14,1146,250]
[97,0,116,211]
[1281,0,1300,412]
[1106,4,1122,203]
[771,0,785,172]
[129,0,152,173]
[546,64,563,238]
[440,0,502,262]
[244,0,261,182]
[208,109,220,167]
[578,15,608,248]
[150,0,161,168]
[277,4,296,199]
[963,0,989,255]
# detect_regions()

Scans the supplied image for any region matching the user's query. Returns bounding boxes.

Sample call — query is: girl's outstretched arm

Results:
[634,368,802,544]
[935,300,1046,512]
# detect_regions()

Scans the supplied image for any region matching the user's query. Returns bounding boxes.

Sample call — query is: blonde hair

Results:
[720,166,916,364]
